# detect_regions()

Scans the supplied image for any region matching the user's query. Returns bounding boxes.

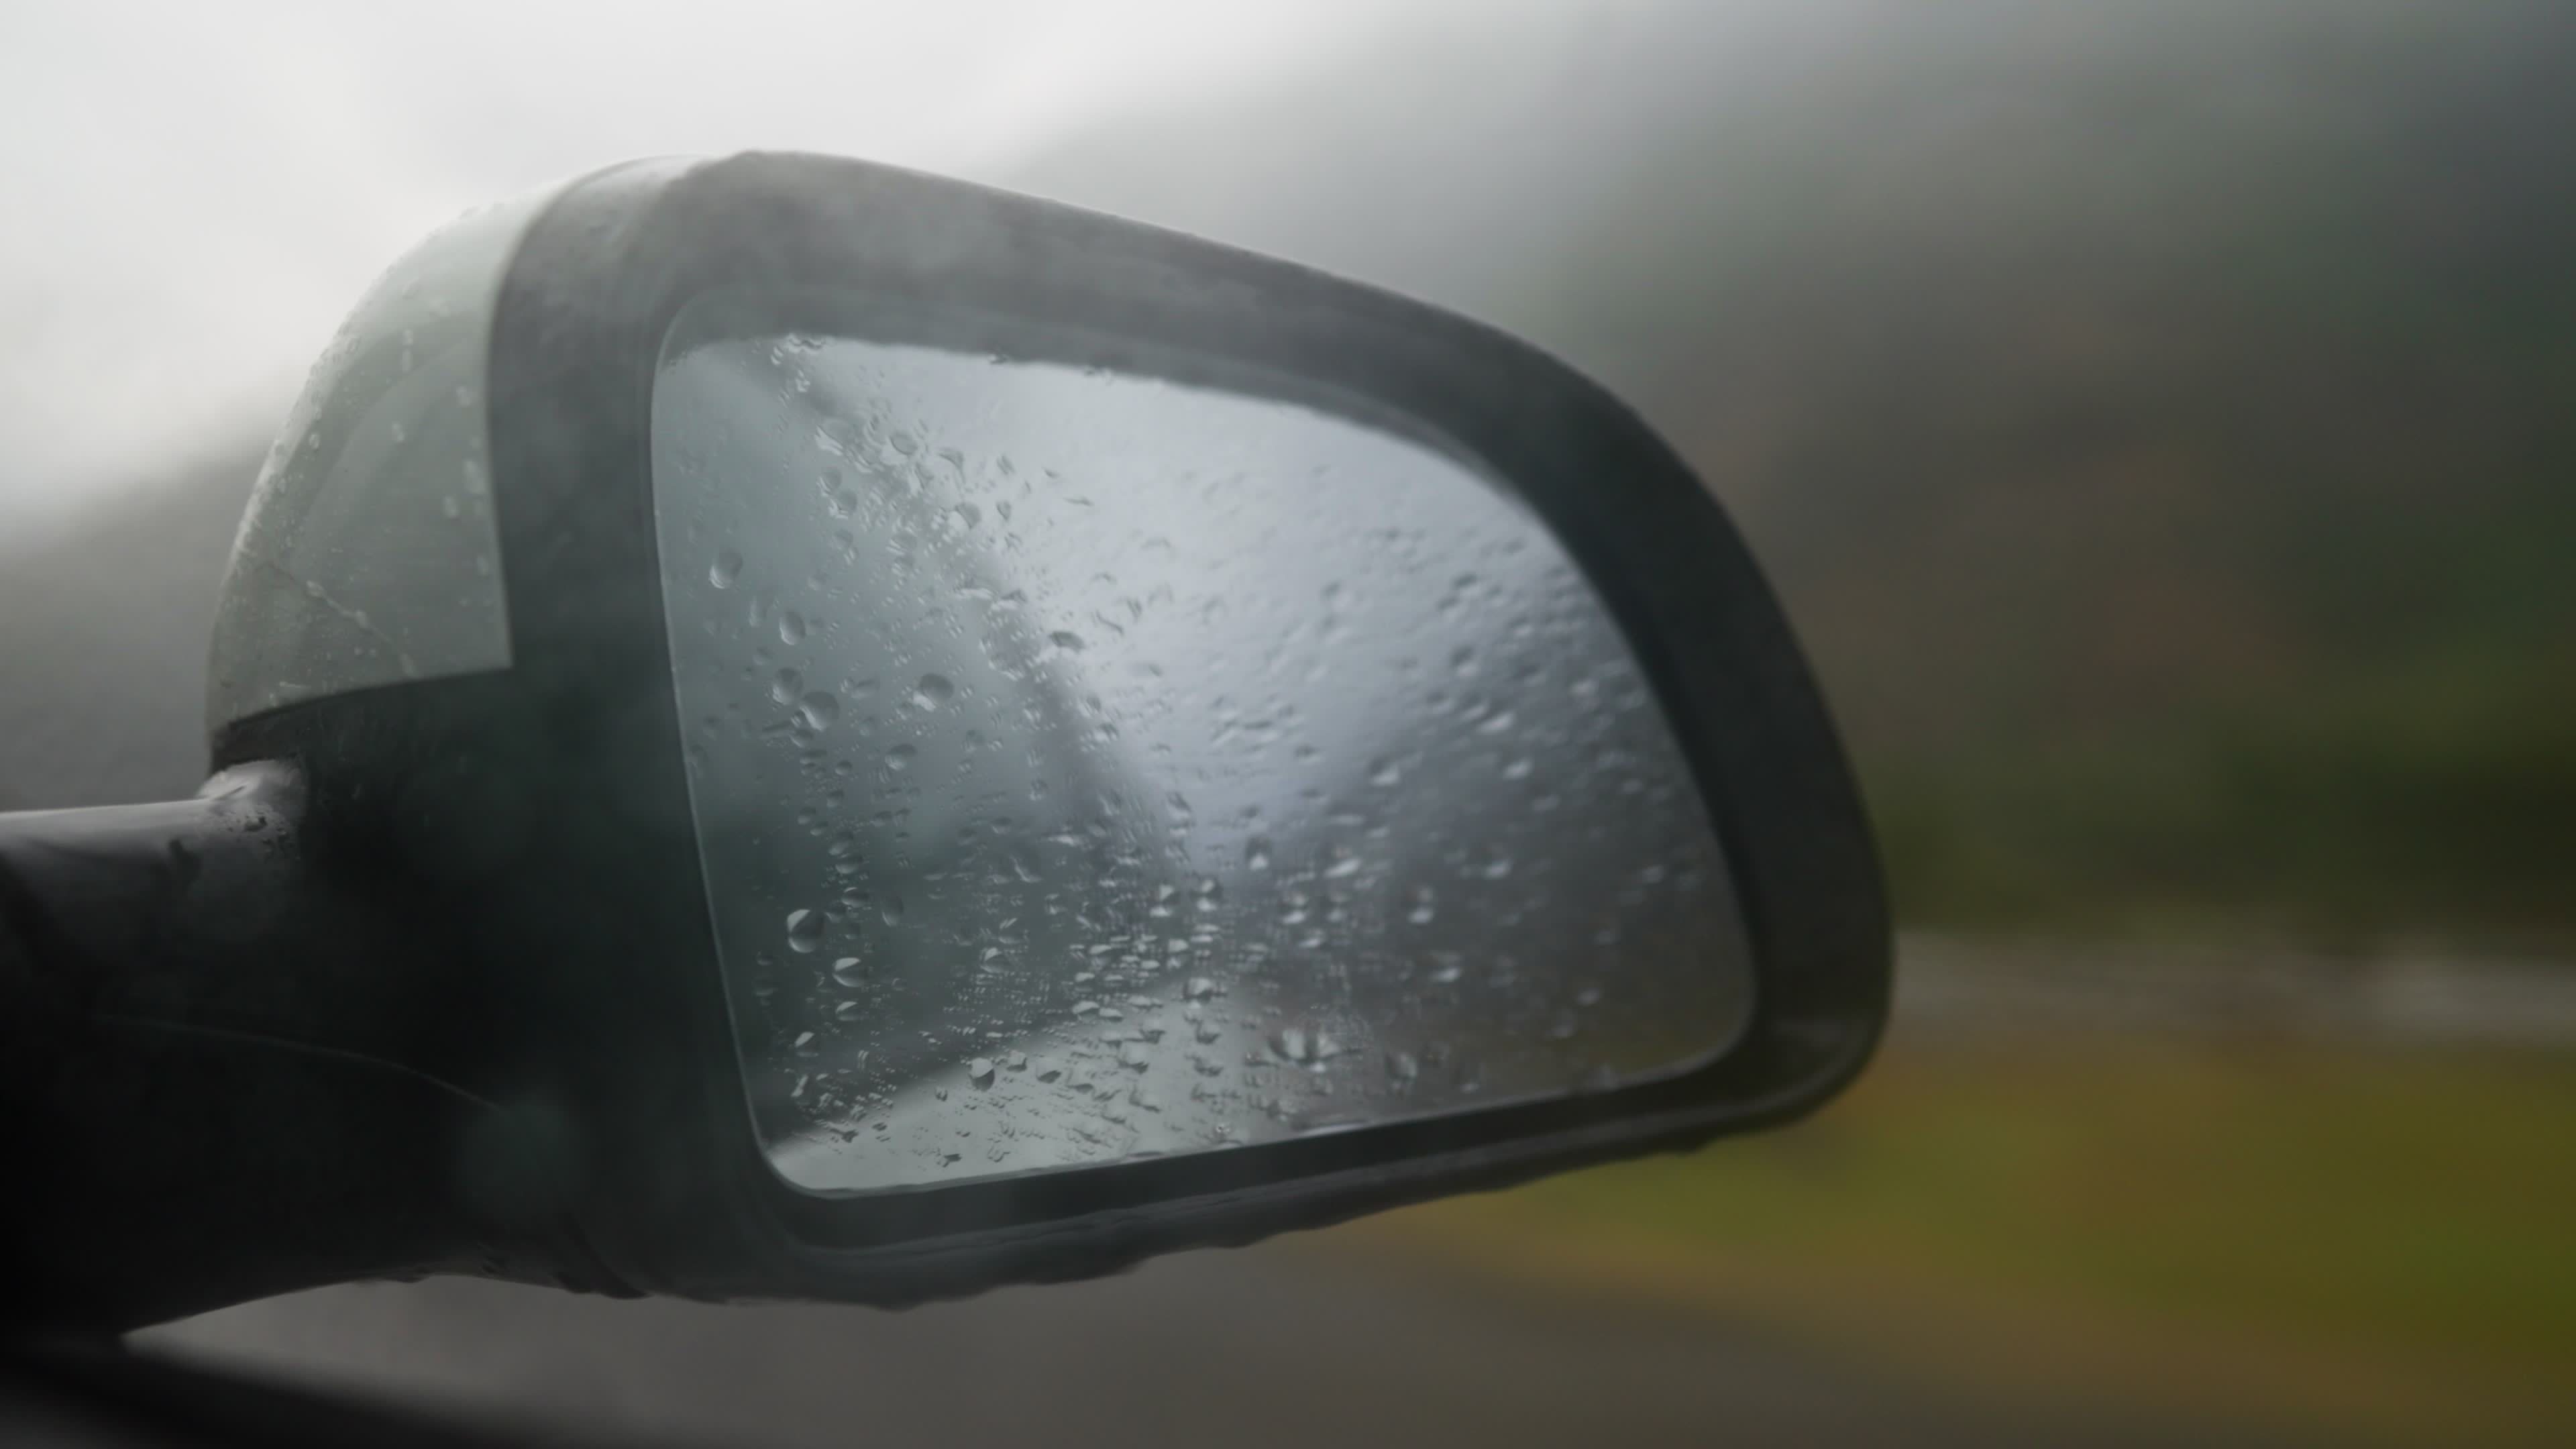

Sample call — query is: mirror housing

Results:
[6,153,1886,1324]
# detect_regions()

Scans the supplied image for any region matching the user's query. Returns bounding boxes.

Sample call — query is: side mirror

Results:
[0,154,1886,1328]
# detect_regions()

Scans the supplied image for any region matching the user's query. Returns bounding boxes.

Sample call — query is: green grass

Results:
[1866,668,2576,949]
[1356,1039,2576,1440]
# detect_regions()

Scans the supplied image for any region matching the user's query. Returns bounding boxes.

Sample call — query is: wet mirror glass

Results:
[651,290,1754,1193]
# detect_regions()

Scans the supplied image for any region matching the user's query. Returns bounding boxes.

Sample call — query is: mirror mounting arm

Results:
[0,765,495,1330]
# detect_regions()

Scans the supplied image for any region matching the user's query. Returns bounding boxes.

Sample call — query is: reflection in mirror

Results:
[651,291,1753,1193]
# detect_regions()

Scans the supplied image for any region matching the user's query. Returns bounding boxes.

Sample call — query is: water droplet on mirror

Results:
[710,551,743,589]
[910,674,955,710]
[785,909,823,953]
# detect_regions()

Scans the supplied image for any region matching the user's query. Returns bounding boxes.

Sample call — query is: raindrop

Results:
[1368,758,1402,788]
[967,1057,996,1087]
[831,957,867,987]
[1502,757,1534,782]
[771,667,805,704]
[799,693,841,729]
[1049,631,1085,653]
[953,502,982,529]
[1184,976,1218,1000]
[910,674,956,711]
[785,908,823,954]
[778,611,808,645]
[1246,838,1273,871]
[710,551,743,589]
[883,743,917,771]
[1407,886,1437,925]
[1008,848,1042,883]
[834,999,867,1022]
[879,894,906,926]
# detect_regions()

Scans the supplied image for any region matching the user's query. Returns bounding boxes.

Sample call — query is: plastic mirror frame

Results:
[210,153,1888,1307]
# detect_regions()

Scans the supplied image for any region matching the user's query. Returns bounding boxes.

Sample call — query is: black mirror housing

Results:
[9,153,1886,1324]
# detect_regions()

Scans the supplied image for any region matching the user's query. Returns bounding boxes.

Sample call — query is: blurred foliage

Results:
[1869,668,2576,944]
[1560,0,2576,947]
[1364,1040,2576,1442]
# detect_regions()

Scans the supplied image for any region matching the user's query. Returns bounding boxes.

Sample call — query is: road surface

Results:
[143,1236,2263,1448]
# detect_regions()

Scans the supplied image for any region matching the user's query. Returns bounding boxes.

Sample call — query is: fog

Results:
[10,0,2576,1440]
[0,0,1546,541]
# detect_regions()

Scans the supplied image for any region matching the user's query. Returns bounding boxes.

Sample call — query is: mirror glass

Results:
[652,289,1754,1193]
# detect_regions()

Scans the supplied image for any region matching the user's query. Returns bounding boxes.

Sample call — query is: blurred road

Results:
[144,1239,2251,1448]
[132,936,2525,1448]
[1896,934,2576,1045]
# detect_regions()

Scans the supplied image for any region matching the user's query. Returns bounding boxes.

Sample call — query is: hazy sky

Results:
[0,0,1529,539]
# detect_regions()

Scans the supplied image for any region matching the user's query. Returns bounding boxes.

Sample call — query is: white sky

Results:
[0,0,1523,537]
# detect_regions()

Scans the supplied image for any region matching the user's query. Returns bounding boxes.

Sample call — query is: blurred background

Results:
[5,0,2573,1442]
